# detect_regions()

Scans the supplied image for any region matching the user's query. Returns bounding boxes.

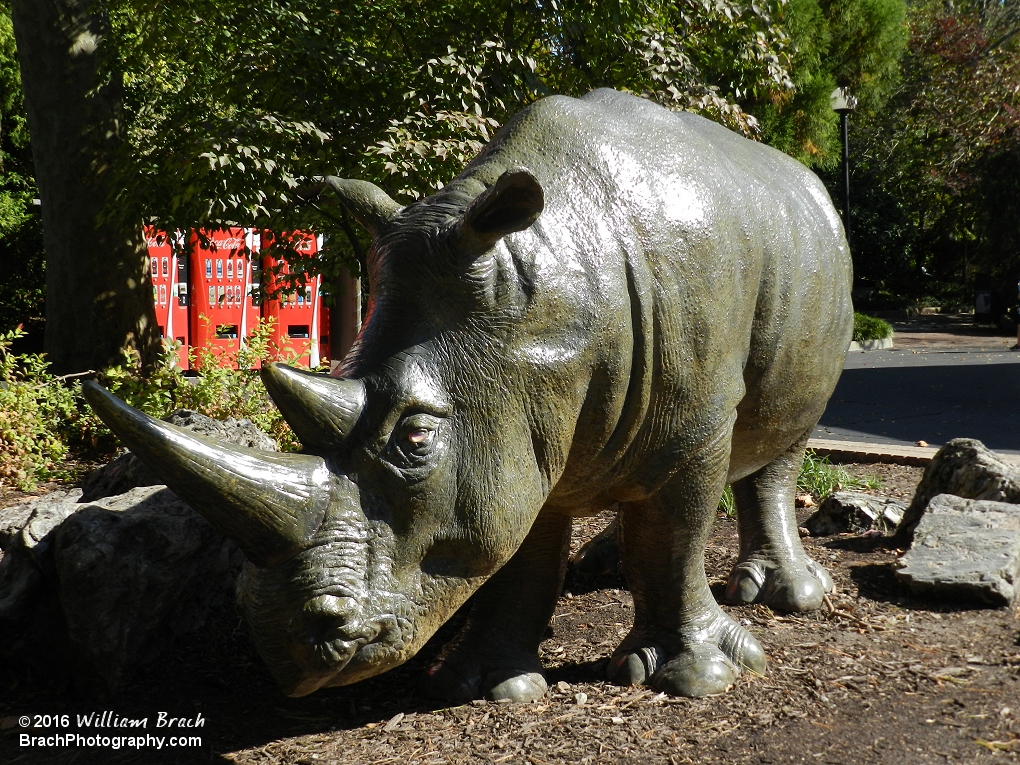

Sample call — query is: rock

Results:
[0,413,275,692]
[79,451,163,503]
[803,492,906,536]
[0,503,35,551]
[81,409,277,501]
[897,438,1020,540]
[0,490,87,683]
[896,494,1020,607]
[53,486,242,692]
[0,486,241,693]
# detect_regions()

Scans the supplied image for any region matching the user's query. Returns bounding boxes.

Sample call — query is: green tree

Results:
[752,0,907,167]
[848,0,1020,298]
[9,0,159,374]
[99,0,799,284]
[0,6,43,339]
[12,0,901,355]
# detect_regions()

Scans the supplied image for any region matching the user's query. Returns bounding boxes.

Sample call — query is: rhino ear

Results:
[457,168,544,256]
[324,177,402,234]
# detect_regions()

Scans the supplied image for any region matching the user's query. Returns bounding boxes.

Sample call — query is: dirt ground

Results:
[1,461,1018,765]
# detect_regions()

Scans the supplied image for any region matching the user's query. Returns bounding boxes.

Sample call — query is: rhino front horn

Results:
[82,381,330,567]
[260,363,365,451]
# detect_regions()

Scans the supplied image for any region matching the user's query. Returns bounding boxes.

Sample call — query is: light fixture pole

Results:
[830,87,857,246]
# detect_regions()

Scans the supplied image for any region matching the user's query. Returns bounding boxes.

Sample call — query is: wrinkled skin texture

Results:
[85,89,851,702]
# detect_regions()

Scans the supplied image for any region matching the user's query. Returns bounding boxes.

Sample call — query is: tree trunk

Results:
[11,0,158,374]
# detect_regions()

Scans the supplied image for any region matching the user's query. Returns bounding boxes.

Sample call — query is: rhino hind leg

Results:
[724,431,834,612]
[425,511,572,703]
[608,448,767,697]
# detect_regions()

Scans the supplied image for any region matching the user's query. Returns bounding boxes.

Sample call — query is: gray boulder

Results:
[0,487,241,692]
[0,491,85,682]
[896,494,1020,607]
[804,491,906,536]
[54,486,242,691]
[898,438,1020,540]
[0,409,275,692]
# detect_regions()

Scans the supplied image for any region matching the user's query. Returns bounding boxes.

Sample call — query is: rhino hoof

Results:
[483,670,548,703]
[606,644,666,686]
[651,644,737,698]
[725,558,832,612]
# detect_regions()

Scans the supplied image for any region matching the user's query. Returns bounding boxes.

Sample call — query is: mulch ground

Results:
[1,462,1018,765]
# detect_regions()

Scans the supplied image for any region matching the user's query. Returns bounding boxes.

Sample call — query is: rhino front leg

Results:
[608,443,766,697]
[724,431,833,612]
[425,509,571,703]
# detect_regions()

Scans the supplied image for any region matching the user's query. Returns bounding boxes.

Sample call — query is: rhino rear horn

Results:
[324,177,401,234]
[260,363,366,451]
[457,168,545,256]
[82,381,330,567]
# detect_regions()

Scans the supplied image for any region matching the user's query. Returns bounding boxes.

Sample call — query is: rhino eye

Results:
[407,428,432,446]
[390,413,443,466]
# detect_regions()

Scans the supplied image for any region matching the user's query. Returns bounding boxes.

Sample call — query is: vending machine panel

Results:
[144,226,190,369]
[188,228,261,368]
[260,232,329,368]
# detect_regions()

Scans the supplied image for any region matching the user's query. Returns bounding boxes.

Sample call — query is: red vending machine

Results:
[188,228,261,368]
[145,227,190,369]
[261,232,329,369]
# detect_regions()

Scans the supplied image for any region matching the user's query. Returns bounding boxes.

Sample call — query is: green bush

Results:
[797,450,882,497]
[0,327,80,489]
[1,318,308,491]
[852,312,893,342]
[717,450,882,517]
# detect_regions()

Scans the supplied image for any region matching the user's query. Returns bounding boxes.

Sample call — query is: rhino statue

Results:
[84,88,852,703]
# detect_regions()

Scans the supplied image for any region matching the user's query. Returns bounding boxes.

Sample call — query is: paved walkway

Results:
[812,313,1020,461]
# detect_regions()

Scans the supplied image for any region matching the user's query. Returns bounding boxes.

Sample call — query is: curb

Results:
[807,438,1020,467]
[848,337,894,352]
[807,438,934,465]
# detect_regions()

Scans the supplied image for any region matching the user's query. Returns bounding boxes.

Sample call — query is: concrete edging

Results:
[848,337,894,352]
[807,438,1020,467]
[807,438,935,466]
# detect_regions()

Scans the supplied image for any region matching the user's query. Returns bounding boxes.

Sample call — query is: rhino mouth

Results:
[290,613,412,695]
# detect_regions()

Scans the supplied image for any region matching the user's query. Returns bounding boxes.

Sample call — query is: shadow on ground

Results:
[819,362,1020,451]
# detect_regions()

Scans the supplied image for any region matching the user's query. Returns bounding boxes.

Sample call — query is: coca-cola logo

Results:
[211,237,246,250]
[147,237,166,248]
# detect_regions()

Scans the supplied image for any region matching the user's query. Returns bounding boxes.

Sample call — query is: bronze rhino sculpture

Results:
[84,88,852,703]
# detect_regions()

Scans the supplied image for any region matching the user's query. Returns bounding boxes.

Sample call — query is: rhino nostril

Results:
[302,595,361,642]
[304,594,358,620]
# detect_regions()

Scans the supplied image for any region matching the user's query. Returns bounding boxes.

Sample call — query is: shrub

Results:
[0,327,79,489]
[852,312,893,342]
[1,319,308,491]
[92,317,305,452]
[716,450,879,517]
[797,450,882,497]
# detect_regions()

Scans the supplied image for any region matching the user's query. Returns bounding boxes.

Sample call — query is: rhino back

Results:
[461,90,851,501]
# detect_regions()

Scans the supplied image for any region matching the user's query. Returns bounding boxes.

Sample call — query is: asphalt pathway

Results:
[814,346,1020,455]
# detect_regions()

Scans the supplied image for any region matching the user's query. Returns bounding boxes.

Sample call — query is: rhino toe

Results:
[424,659,483,703]
[606,644,666,686]
[426,654,548,703]
[725,556,833,612]
[483,670,548,703]
[651,644,738,697]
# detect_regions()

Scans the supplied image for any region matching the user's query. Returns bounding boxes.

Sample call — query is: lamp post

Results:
[830,87,857,245]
